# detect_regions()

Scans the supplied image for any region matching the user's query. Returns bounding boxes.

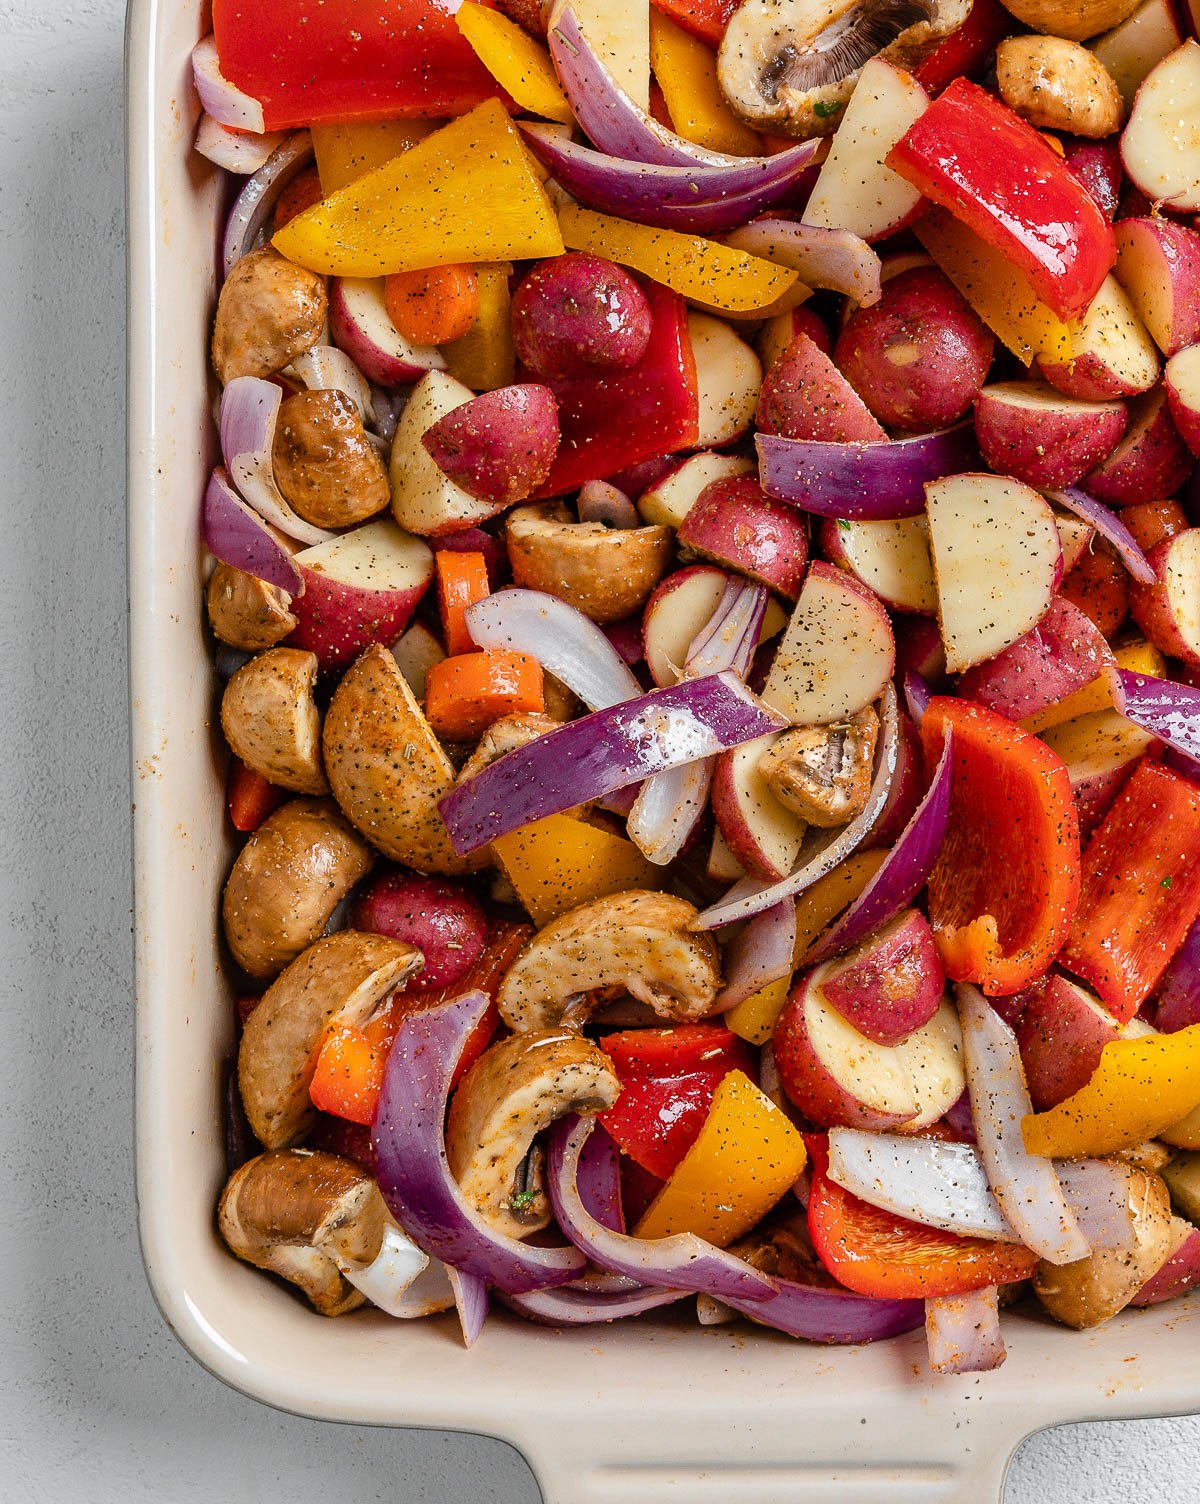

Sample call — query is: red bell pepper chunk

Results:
[886,77,1116,321]
[913,0,1013,95]
[921,698,1081,997]
[211,0,503,131]
[598,1023,754,1180]
[649,0,738,46]
[1060,758,1200,1023]
[226,758,285,832]
[806,1138,1037,1299]
[535,280,699,497]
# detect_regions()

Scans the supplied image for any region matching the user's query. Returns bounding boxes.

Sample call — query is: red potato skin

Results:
[1130,531,1200,667]
[758,305,835,370]
[1059,539,1129,638]
[422,384,560,507]
[1063,137,1123,221]
[973,384,1127,490]
[1083,389,1194,505]
[864,708,925,849]
[1130,1227,1200,1307]
[641,563,730,688]
[833,267,995,433]
[1165,358,1200,458]
[819,910,945,1046]
[350,871,488,994]
[328,278,438,386]
[893,614,948,683]
[676,477,809,600]
[709,745,799,882]
[1115,218,1200,358]
[511,253,652,381]
[286,564,431,673]
[755,333,887,443]
[1015,972,1123,1111]
[956,597,1114,721]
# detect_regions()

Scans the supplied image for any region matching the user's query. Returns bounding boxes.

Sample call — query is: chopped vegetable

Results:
[424,650,545,741]
[385,264,480,347]
[436,551,491,658]
[491,813,662,925]
[456,2,574,125]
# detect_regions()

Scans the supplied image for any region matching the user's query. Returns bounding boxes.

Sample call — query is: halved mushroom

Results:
[220,647,328,795]
[212,247,327,385]
[238,929,421,1147]
[718,0,971,138]
[272,389,392,530]
[1033,1164,1174,1329]
[206,563,298,651]
[446,1029,620,1236]
[456,711,559,786]
[497,890,722,1033]
[218,1149,387,1315]
[222,797,375,978]
[995,35,1124,139]
[506,503,672,624]
[757,706,879,826]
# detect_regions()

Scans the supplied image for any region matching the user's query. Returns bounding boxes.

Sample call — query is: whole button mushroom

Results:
[212,247,327,385]
[272,388,392,529]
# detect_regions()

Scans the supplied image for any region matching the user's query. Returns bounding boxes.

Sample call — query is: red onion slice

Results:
[219,377,336,547]
[1109,668,1200,766]
[925,1287,1006,1374]
[685,579,769,679]
[903,669,933,726]
[578,480,640,529]
[195,115,285,174]
[222,130,314,279]
[725,219,882,306]
[722,1274,925,1346]
[202,467,303,594]
[1049,487,1156,585]
[447,1267,489,1348]
[576,1120,625,1233]
[285,346,375,427]
[440,672,788,856]
[191,35,265,132]
[957,984,1090,1266]
[696,684,900,929]
[1054,1160,1141,1254]
[520,123,825,235]
[717,901,797,1012]
[807,733,953,964]
[466,590,641,710]
[546,1116,777,1303]
[1155,914,1200,1032]
[502,1282,689,1325]
[372,991,587,1293]
[757,423,979,518]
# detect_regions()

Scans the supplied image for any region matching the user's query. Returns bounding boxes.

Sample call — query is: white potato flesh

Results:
[687,313,762,448]
[1121,40,1200,211]
[832,516,936,615]
[389,370,495,536]
[1091,0,1185,108]
[639,452,754,529]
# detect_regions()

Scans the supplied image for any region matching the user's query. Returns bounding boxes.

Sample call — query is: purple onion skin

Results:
[1156,913,1200,1032]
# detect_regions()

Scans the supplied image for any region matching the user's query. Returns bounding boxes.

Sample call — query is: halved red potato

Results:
[1091,0,1184,109]
[1164,344,1200,455]
[973,381,1126,489]
[1037,275,1159,401]
[638,451,754,529]
[956,597,1114,723]
[819,910,945,1047]
[1120,40,1200,213]
[755,334,887,443]
[1114,217,1200,357]
[819,515,936,616]
[1129,527,1200,667]
[711,733,808,882]
[756,305,833,372]
[641,565,787,687]
[677,477,809,599]
[1016,973,1127,1111]
[687,312,761,448]
[1083,387,1193,505]
[329,276,445,386]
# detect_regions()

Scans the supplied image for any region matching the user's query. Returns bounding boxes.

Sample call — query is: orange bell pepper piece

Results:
[436,550,491,657]
[921,697,1080,996]
[424,649,544,740]
[491,812,661,926]
[1059,758,1200,1021]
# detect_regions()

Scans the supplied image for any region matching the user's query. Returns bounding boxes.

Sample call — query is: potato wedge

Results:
[220,647,328,795]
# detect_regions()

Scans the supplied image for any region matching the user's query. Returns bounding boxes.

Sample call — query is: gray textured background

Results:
[2,2,1197,1498]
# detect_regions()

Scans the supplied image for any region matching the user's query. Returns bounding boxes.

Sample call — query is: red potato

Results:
[287,520,434,673]
[1040,706,1156,834]
[1120,40,1200,214]
[637,451,755,528]
[756,304,833,373]
[819,515,936,616]
[1038,274,1159,401]
[1130,1224,1200,1307]
[1114,217,1200,357]
[893,614,948,683]
[1015,972,1127,1110]
[1062,137,1123,219]
[1059,538,1130,637]
[641,564,788,687]
[708,826,746,884]
[1129,528,1200,667]
[511,253,652,381]
[677,476,809,599]
[1165,345,1200,456]
[422,383,560,507]
[773,968,965,1132]
[711,733,808,881]
[1083,388,1193,505]
[833,267,995,433]
[819,910,945,1047]
[1055,511,1097,574]
[350,871,488,994]
[755,333,887,443]
[1091,0,1184,110]
[956,597,1115,722]
[687,313,761,448]
[328,276,445,386]
[864,707,925,849]
[973,381,1127,489]
[391,620,445,699]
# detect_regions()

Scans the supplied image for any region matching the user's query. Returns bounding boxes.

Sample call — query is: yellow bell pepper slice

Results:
[915,207,1075,367]
[648,12,761,157]
[725,975,792,1047]
[492,812,660,926]
[558,200,799,315]
[311,121,435,195]
[635,1070,807,1245]
[1022,640,1167,735]
[274,99,564,277]
[456,3,574,125]
[1022,1025,1200,1158]
[794,849,889,965]
[442,261,516,391]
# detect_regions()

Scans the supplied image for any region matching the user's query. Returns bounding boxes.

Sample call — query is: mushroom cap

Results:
[506,503,672,625]
[220,646,328,796]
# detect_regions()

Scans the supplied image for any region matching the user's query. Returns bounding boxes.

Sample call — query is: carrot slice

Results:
[385,263,480,345]
[436,550,491,657]
[425,650,544,740]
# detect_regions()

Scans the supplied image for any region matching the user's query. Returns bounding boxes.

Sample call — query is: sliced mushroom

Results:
[497,890,722,1032]
[323,644,487,875]
[1033,1164,1174,1329]
[212,247,327,385]
[996,36,1124,138]
[446,1029,620,1237]
[206,563,298,651]
[238,929,421,1147]
[220,647,328,795]
[506,503,672,624]
[456,711,559,786]
[272,388,391,529]
[222,797,375,978]
[757,706,878,827]
[218,1148,387,1315]
[718,0,970,138]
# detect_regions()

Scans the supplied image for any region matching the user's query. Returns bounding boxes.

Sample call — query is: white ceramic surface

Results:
[125,5,1200,1500]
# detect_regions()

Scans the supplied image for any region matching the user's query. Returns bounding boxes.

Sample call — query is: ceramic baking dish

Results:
[126,3,1200,1497]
